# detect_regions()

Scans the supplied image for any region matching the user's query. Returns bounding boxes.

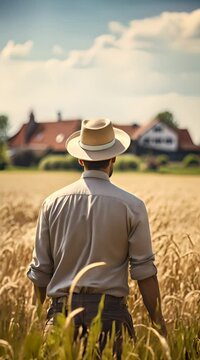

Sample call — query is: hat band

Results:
[79,138,115,151]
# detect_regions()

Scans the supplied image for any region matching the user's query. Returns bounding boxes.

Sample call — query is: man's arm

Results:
[27,202,53,303]
[128,201,167,336]
[137,275,167,337]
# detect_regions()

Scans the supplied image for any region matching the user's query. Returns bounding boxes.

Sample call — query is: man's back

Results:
[29,170,155,298]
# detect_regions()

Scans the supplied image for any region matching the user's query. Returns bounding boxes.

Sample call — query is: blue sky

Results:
[0,0,200,142]
[1,0,199,59]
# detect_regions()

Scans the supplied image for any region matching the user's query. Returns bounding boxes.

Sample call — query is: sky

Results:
[0,0,200,143]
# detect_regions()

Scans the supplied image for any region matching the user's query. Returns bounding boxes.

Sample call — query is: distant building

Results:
[132,119,200,160]
[9,114,200,161]
[9,112,81,156]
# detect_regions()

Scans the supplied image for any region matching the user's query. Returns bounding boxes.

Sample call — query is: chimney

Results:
[132,123,140,129]
[25,111,38,143]
[57,111,62,122]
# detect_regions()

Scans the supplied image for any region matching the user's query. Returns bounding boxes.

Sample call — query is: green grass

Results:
[158,165,200,175]
[2,165,39,172]
[2,163,200,175]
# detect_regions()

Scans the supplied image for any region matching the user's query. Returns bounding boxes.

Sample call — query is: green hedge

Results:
[183,154,200,167]
[39,155,82,171]
[114,154,140,171]
[157,154,169,166]
[39,154,140,171]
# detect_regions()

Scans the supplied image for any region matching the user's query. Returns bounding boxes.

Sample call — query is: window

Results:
[154,125,162,132]
[155,138,161,144]
[144,137,150,144]
[56,133,65,143]
[166,138,173,144]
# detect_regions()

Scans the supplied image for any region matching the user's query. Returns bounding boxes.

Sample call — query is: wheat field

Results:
[0,171,200,359]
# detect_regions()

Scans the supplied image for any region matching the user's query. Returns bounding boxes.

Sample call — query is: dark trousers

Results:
[45,293,135,359]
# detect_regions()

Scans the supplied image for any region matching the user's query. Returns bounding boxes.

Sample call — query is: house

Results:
[9,113,200,162]
[9,113,138,156]
[9,112,82,156]
[132,119,200,160]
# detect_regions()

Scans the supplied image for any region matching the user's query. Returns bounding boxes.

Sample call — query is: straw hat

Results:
[66,118,130,161]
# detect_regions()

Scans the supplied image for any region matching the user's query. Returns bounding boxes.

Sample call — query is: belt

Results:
[48,293,127,321]
[52,292,126,306]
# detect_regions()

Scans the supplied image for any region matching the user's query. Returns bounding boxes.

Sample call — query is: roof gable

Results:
[132,118,179,140]
[132,119,159,140]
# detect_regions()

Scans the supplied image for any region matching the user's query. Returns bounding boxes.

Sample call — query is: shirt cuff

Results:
[27,267,52,287]
[129,256,157,280]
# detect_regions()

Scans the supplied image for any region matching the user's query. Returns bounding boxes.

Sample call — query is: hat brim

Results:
[66,127,131,161]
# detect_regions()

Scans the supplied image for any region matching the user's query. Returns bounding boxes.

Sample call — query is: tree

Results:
[0,115,9,169]
[0,115,9,141]
[156,111,178,129]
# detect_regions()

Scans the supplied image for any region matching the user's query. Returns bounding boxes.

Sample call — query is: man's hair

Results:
[83,159,111,170]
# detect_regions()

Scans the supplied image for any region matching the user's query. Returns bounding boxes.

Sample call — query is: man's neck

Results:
[84,167,108,174]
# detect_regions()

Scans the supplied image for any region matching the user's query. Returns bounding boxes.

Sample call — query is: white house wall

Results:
[138,123,178,152]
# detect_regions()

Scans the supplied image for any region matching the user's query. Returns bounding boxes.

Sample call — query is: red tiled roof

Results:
[177,129,200,151]
[113,124,138,138]
[9,120,81,151]
[9,120,139,150]
[9,124,27,147]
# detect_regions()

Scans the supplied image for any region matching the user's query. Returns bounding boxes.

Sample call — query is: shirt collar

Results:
[81,170,110,182]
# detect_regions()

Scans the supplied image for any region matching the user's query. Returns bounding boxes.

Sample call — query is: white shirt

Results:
[27,170,157,297]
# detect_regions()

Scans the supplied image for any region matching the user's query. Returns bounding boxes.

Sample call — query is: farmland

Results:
[0,171,200,359]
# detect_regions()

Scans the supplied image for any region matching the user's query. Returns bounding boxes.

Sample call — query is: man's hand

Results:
[137,275,167,338]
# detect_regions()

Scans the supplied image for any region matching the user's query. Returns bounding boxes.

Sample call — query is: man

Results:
[27,118,167,357]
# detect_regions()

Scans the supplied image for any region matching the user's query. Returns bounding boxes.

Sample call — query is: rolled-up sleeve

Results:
[129,201,157,281]
[27,202,53,287]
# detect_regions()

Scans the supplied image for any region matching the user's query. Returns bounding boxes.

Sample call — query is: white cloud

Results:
[108,21,126,34]
[0,10,200,144]
[64,34,115,68]
[115,9,200,53]
[52,45,64,56]
[60,9,200,73]
[0,40,33,59]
